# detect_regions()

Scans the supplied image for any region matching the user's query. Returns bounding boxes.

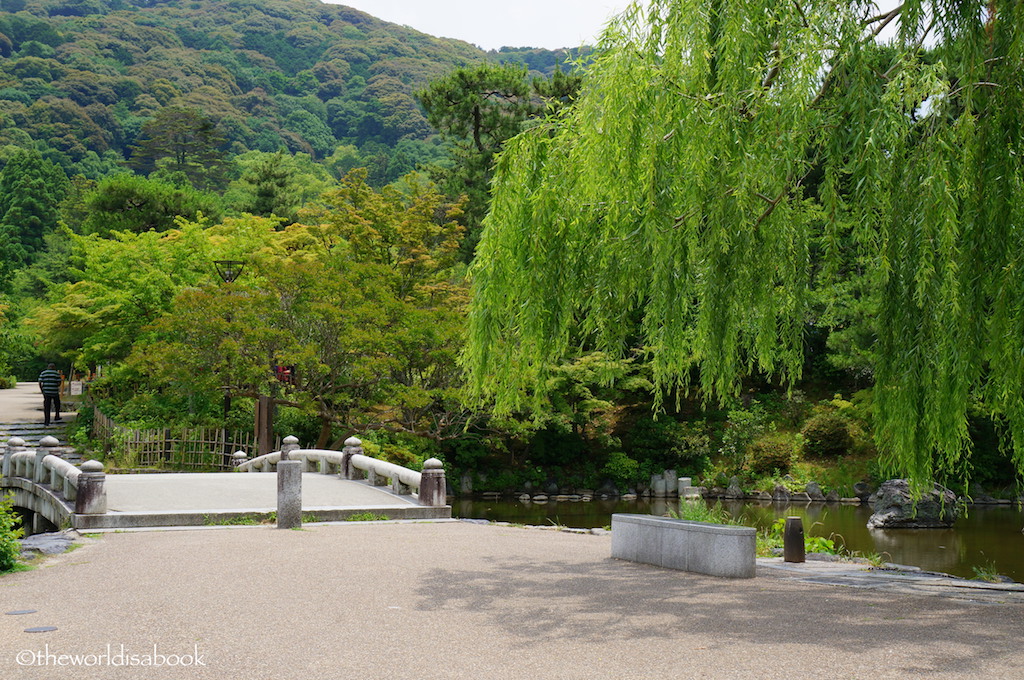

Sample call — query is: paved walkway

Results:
[0,383,77,451]
[2,521,1023,679]
[104,473,417,513]
[0,382,48,423]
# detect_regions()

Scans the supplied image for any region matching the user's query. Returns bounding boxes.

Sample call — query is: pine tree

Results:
[128,107,229,191]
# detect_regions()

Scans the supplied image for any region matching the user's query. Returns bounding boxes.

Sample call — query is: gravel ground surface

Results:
[3,521,1023,679]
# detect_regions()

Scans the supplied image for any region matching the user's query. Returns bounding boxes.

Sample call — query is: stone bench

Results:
[611,513,756,579]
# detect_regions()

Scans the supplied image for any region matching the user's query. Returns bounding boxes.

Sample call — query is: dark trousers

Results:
[43,393,61,425]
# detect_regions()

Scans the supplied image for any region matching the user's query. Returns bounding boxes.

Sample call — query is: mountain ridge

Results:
[0,0,582,182]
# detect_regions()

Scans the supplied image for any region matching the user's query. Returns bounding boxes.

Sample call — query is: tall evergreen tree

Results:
[237,150,297,222]
[0,148,69,288]
[418,63,581,260]
[128,107,229,191]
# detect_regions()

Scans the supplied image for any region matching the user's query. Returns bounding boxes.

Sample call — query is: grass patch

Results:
[345,512,390,522]
[972,560,1002,582]
[203,512,276,526]
[1,562,34,574]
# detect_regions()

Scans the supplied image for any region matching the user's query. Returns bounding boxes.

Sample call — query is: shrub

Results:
[623,416,711,476]
[801,411,853,458]
[601,450,639,490]
[0,375,17,389]
[0,493,24,573]
[748,432,796,475]
[718,401,772,470]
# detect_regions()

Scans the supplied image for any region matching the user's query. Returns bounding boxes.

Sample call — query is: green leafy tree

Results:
[48,173,471,444]
[128,106,229,190]
[467,0,1024,487]
[27,220,219,368]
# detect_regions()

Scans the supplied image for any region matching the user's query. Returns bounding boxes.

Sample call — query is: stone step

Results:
[0,421,81,464]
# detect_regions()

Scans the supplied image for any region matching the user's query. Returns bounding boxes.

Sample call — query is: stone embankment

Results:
[470,470,704,504]
[471,472,1021,511]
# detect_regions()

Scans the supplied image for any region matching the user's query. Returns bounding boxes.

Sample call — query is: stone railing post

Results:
[280,435,300,460]
[35,436,60,484]
[277,436,302,529]
[2,436,26,477]
[75,460,107,515]
[232,451,248,468]
[341,436,362,480]
[418,458,447,507]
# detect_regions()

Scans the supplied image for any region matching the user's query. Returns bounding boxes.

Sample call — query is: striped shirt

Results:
[38,369,62,395]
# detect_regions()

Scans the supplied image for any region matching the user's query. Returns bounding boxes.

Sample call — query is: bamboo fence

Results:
[92,410,278,471]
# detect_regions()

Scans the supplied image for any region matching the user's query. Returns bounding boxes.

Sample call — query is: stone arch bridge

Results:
[2,435,449,534]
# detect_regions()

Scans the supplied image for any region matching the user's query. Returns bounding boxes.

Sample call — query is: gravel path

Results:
[3,521,1023,679]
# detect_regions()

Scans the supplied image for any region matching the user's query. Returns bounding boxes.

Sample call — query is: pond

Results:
[453,497,1024,581]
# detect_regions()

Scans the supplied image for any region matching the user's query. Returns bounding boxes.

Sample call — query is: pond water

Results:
[453,497,1024,581]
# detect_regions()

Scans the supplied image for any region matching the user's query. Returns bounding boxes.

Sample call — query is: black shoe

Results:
[54,417,63,422]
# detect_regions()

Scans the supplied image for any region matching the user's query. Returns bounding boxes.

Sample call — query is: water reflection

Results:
[455,497,1024,581]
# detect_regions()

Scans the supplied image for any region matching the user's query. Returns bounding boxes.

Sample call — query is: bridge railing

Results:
[1,436,107,515]
[235,436,447,507]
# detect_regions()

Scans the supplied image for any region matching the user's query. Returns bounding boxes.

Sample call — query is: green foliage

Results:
[748,432,796,476]
[600,450,639,490]
[623,415,711,476]
[418,62,582,259]
[0,493,25,573]
[670,498,733,524]
[128,107,229,190]
[0,148,70,286]
[27,219,219,367]
[801,411,853,459]
[0,0,576,182]
[718,401,772,471]
[80,174,222,236]
[49,171,475,445]
[971,561,1002,583]
[767,517,840,556]
[468,0,1024,487]
[204,512,274,526]
[345,512,390,522]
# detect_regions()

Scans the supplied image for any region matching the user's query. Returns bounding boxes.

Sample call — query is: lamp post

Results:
[213,259,245,284]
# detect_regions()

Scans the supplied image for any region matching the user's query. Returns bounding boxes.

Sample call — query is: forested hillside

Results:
[0,0,579,182]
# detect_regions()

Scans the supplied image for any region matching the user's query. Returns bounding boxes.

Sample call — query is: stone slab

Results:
[103,472,416,512]
[611,513,756,578]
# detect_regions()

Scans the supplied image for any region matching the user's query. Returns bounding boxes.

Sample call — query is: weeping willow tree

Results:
[466,0,1024,486]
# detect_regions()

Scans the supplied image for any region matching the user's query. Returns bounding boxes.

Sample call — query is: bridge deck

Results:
[76,472,450,530]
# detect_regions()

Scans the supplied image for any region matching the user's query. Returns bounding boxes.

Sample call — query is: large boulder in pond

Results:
[867,479,958,529]
[724,476,744,500]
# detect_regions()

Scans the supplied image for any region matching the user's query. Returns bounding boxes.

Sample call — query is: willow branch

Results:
[864,4,904,26]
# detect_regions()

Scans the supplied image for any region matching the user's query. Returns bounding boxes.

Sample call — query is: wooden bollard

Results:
[783,516,805,563]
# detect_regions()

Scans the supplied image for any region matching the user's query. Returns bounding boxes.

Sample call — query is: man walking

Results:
[38,363,63,426]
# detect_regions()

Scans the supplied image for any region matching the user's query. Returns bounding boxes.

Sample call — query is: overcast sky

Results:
[324,0,644,51]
